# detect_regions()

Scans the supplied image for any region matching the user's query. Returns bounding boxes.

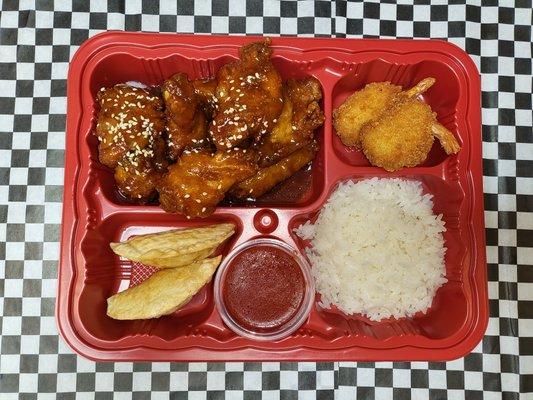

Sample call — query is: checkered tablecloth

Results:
[0,1,531,398]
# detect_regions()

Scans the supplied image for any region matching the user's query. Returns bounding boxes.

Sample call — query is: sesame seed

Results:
[184,194,190,198]
[195,199,201,203]
[202,207,206,212]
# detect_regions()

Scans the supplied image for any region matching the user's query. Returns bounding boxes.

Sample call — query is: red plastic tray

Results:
[57,32,487,362]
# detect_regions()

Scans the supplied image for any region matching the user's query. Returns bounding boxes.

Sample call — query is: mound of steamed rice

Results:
[295,178,447,321]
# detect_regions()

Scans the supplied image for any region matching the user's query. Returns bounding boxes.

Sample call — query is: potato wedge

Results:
[109,223,234,268]
[107,256,221,320]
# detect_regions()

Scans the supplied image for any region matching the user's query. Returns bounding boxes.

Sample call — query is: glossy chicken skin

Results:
[162,73,212,160]
[210,38,283,150]
[95,84,165,168]
[114,135,167,201]
[230,142,317,199]
[257,77,324,167]
[192,78,218,117]
[94,84,167,202]
[158,148,257,218]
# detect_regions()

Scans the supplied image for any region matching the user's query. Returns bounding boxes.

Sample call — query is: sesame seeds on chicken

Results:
[92,39,324,218]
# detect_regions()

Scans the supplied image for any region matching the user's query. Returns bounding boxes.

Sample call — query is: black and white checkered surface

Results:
[0,1,531,398]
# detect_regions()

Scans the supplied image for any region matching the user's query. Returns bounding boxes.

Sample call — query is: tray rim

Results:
[57,31,487,362]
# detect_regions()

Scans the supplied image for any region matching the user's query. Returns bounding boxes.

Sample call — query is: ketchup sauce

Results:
[222,245,305,331]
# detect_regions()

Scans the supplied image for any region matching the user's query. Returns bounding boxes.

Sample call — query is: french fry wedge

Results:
[107,256,221,320]
[109,223,234,268]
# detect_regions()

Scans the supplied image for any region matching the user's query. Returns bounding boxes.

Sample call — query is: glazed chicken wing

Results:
[257,77,324,167]
[192,78,218,117]
[162,73,213,160]
[210,38,283,150]
[230,142,317,199]
[94,84,167,202]
[158,148,257,218]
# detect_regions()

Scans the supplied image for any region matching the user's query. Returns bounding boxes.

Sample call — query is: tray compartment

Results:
[76,212,241,342]
[331,59,461,168]
[289,173,468,341]
[85,52,328,208]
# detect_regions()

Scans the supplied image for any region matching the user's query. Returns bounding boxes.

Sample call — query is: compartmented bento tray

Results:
[58,32,487,361]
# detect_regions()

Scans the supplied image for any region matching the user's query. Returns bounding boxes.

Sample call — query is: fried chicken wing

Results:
[95,84,165,168]
[230,142,317,199]
[94,84,167,202]
[193,78,218,117]
[158,148,257,218]
[210,38,283,150]
[162,73,212,160]
[114,135,167,201]
[257,77,324,167]
[361,96,460,172]
[333,82,402,148]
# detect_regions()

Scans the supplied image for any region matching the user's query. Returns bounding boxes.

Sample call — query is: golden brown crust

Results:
[361,98,436,172]
[333,82,401,148]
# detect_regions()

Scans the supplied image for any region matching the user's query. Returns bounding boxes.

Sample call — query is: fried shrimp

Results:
[361,96,460,172]
[333,82,402,148]
[332,78,438,149]
[334,77,460,171]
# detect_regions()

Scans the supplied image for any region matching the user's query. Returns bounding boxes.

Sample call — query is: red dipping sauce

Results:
[222,245,305,332]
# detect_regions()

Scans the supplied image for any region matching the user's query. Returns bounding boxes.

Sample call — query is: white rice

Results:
[295,178,447,321]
